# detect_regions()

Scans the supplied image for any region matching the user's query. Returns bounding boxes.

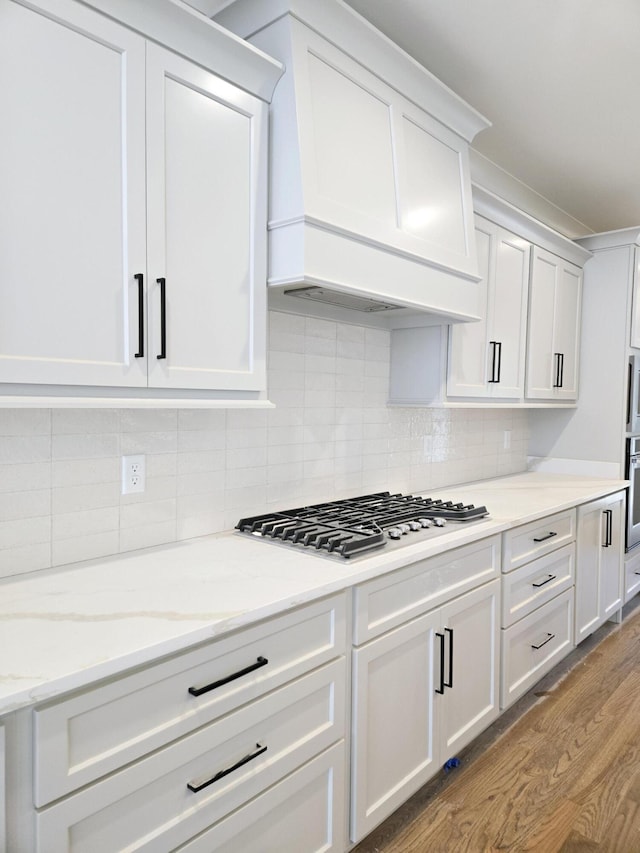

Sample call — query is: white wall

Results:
[0,311,529,579]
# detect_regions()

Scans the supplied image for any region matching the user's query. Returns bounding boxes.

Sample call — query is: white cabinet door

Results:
[576,492,625,644]
[439,579,500,759]
[447,216,530,399]
[489,228,531,397]
[350,610,440,842]
[629,247,640,349]
[0,0,147,387]
[446,219,492,397]
[526,246,583,400]
[600,492,625,620]
[146,45,267,391]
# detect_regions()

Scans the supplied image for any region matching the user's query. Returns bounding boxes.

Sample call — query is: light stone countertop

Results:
[0,472,627,715]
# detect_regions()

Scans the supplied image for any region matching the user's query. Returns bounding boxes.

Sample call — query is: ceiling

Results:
[190,0,640,236]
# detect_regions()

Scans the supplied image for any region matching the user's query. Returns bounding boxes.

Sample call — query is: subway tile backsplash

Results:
[0,311,529,578]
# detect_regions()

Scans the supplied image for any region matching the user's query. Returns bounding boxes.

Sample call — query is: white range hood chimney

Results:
[216,0,491,328]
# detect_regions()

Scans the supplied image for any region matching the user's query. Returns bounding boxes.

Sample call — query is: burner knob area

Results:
[408,521,421,531]
[398,524,411,534]
[387,528,403,540]
[433,518,447,527]
[418,518,433,528]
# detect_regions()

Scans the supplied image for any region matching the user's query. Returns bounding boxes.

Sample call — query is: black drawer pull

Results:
[603,509,613,548]
[188,656,268,697]
[187,743,267,793]
[444,627,454,689]
[531,632,555,650]
[435,632,445,694]
[532,573,557,588]
[157,277,167,360]
[533,531,558,543]
[134,273,144,358]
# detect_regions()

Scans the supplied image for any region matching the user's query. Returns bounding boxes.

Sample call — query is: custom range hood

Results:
[215,0,491,327]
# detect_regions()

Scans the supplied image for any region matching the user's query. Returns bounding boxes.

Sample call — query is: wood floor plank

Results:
[558,830,600,852]
[354,603,640,853]
[508,797,581,853]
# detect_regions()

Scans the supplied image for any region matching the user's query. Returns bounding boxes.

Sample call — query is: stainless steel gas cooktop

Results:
[236,491,489,559]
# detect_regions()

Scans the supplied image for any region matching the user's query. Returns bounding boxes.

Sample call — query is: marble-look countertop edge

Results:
[0,473,628,716]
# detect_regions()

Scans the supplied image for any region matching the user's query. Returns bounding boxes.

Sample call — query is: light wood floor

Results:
[353,600,640,853]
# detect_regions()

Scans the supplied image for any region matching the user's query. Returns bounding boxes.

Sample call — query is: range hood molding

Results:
[216,0,491,327]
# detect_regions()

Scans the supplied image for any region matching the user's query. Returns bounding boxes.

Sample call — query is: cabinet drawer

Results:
[624,548,640,604]
[34,593,346,806]
[35,658,346,853]
[501,543,575,627]
[176,742,346,853]
[353,535,500,644]
[502,509,576,572]
[500,588,574,709]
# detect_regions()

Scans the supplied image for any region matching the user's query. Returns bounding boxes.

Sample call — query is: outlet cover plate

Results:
[122,454,146,494]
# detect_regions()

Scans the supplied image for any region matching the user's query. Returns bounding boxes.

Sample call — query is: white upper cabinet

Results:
[215,0,490,327]
[526,246,583,401]
[389,190,590,408]
[447,215,530,399]
[0,0,282,405]
[0,0,147,389]
[145,45,266,392]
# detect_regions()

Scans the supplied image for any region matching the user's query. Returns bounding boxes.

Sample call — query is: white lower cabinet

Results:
[575,491,625,643]
[350,536,501,843]
[624,547,640,604]
[500,512,577,710]
[28,594,347,853]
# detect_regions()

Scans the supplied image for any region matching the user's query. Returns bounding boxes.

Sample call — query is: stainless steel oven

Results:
[626,436,640,550]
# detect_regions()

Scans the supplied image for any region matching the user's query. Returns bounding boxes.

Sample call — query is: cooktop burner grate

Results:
[236,491,489,559]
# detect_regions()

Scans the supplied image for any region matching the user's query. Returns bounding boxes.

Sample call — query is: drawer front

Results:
[176,742,346,853]
[501,543,575,627]
[34,593,346,806]
[35,658,346,853]
[500,588,574,710]
[502,509,576,572]
[624,548,640,604]
[353,535,500,644]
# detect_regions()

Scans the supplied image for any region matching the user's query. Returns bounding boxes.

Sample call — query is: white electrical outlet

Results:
[122,454,146,494]
[503,430,512,450]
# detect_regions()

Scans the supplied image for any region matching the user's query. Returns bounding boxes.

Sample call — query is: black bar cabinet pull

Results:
[134,273,144,358]
[532,573,557,588]
[157,277,167,360]
[603,509,613,548]
[628,361,633,426]
[495,341,502,383]
[435,632,445,694]
[488,341,499,383]
[187,743,267,793]
[533,531,558,543]
[553,352,564,388]
[531,632,555,650]
[444,627,454,689]
[188,656,268,697]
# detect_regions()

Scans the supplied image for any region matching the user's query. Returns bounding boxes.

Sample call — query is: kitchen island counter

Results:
[0,472,627,715]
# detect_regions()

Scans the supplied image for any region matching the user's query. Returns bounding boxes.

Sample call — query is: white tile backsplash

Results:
[0,311,530,578]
